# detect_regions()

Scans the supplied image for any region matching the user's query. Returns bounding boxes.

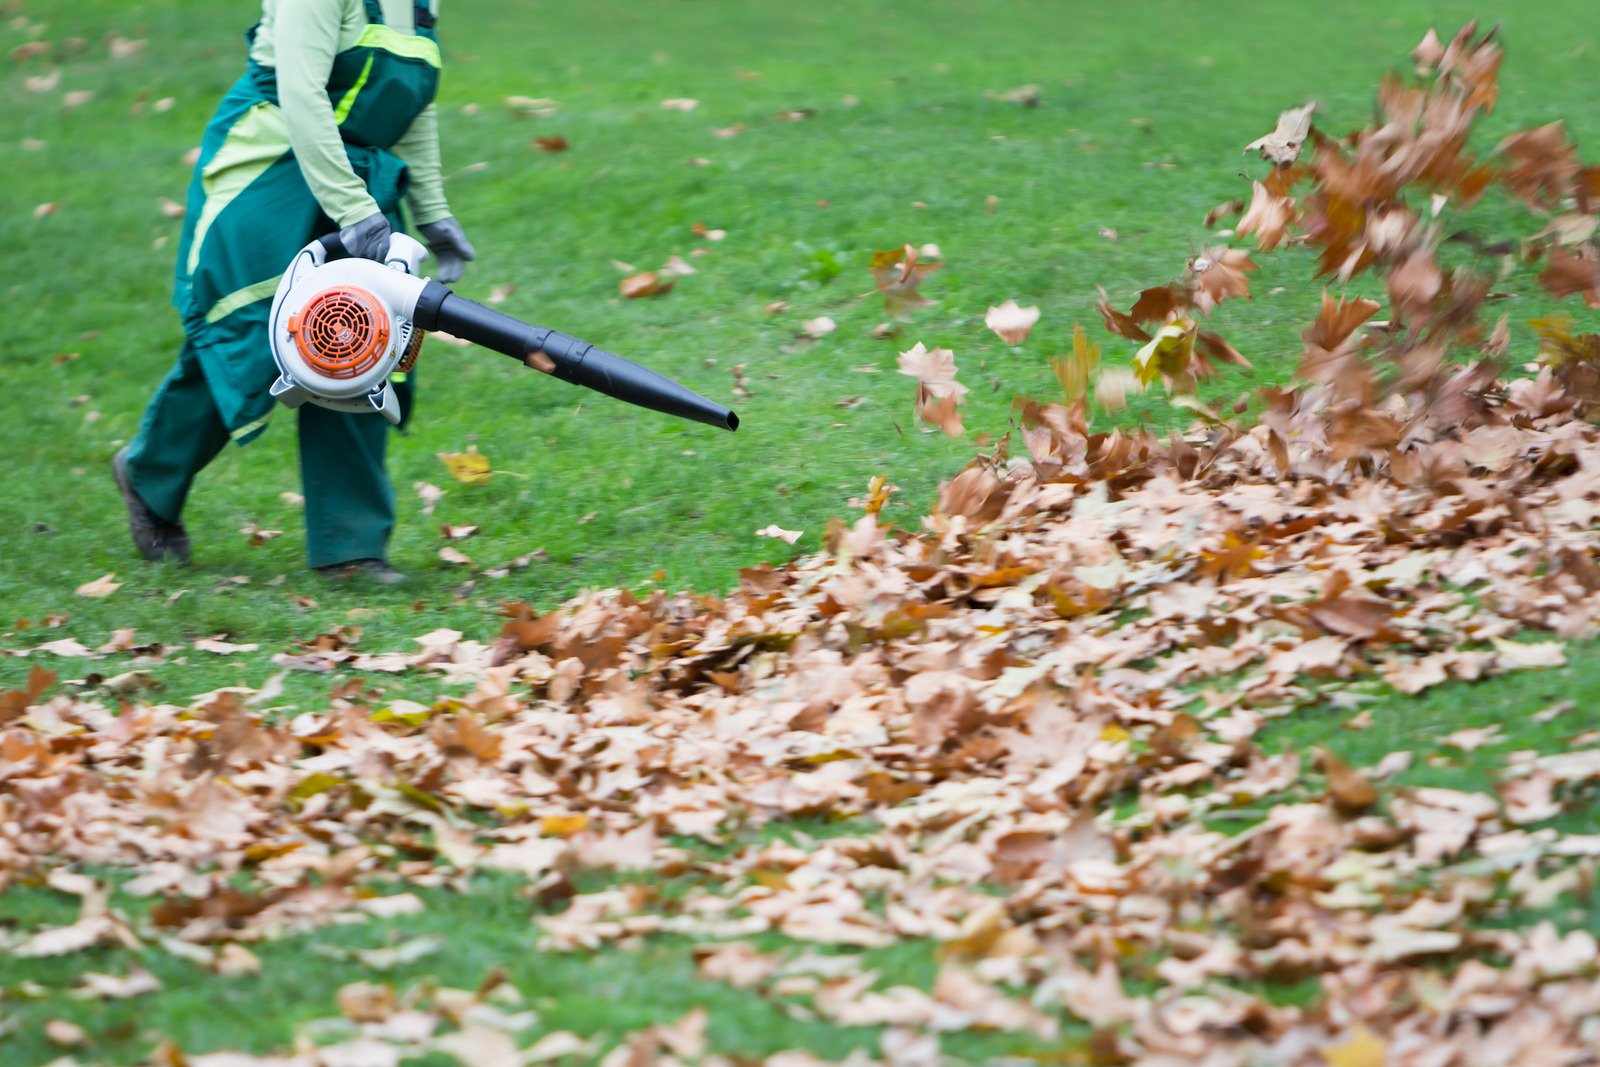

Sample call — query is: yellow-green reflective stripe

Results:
[204,276,282,325]
[229,412,272,442]
[354,24,441,67]
[332,54,375,124]
[187,102,292,275]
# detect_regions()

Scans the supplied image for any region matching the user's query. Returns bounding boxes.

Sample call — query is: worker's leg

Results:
[298,403,396,568]
[123,341,231,523]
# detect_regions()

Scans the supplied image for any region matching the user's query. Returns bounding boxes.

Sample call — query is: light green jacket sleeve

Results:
[273,0,381,228]
[393,104,452,226]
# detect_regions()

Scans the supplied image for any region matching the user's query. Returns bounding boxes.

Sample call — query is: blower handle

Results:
[412,281,738,432]
[316,231,350,259]
[317,231,427,276]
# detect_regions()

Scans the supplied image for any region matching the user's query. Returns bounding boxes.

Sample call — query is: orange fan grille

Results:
[287,286,391,380]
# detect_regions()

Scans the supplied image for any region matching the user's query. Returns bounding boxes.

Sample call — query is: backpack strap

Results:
[414,1,436,31]
[361,0,385,24]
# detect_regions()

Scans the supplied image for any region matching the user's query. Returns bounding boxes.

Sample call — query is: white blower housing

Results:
[268,233,430,425]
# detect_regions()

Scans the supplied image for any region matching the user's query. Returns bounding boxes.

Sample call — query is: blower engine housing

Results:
[269,234,430,425]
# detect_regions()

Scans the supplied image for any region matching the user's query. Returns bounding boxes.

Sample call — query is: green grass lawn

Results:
[3,0,1598,1062]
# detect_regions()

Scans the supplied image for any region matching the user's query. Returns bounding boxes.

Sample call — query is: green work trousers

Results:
[124,336,396,569]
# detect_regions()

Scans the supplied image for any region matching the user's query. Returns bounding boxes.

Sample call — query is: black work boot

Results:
[112,447,191,564]
[315,558,408,586]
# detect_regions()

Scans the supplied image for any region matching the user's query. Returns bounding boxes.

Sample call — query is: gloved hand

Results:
[419,216,477,284]
[339,211,393,261]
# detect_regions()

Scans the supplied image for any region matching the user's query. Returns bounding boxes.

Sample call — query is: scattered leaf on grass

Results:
[75,573,120,598]
[193,636,259,655]
[620,271,673,298]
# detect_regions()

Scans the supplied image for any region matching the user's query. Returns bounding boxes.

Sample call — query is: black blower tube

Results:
[412,280,738,432]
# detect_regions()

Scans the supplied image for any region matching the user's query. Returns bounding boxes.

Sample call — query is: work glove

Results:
[419,216,477,284]
[339,211,393,261]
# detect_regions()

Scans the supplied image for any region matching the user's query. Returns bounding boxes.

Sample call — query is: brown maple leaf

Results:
[1305,293,1383,351]
[871,245,940,318]
[1538,247,1600,308]
[1244,102,1316,166]
[1497,122,1579,211]
[1236,180,1295,251]
[1189,247,1257,313]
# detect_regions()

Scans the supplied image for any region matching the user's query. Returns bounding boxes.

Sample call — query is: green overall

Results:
[124,0,440,568]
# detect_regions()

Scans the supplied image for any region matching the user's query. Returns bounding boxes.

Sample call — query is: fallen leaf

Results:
[75,573,121,598]
[620,271,674,298]
[193,636,259,655]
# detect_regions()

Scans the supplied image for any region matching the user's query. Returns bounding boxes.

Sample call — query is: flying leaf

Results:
[871,245,940,318]
[896,342,966,401]
[985,300,1041,345]
[1093,367,1140,411]
[755,525,803,544]
[1189,246,1257,312]
[1133,320,1199,390]
[1244,102,1316,165]
[916,391,964,436]
[1051,324,1101,403]
[437,448,491,486]
[1237,181,1295,250]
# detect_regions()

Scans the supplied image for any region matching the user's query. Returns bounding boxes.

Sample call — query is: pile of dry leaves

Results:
[4,21,1600,1067]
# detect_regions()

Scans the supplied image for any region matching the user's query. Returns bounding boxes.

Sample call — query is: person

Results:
[113,0,474,585]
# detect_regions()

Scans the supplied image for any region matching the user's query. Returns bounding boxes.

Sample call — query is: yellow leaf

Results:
[1324,1026,1386,1067]
[1100,724,1131,744]
[1133,320,1197,388]
[437,448,491,486]
[1051,323,1101,403]
[541,813,589,837]
[287,773,345,804]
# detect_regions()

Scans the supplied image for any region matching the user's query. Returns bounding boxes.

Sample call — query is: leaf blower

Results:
[267,233,739,431]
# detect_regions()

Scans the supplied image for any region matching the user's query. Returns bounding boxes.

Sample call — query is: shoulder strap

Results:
[414,1,435,31]
[361,0,385,24]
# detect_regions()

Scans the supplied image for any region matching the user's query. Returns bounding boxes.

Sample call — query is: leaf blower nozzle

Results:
[413,281,738,432]
[269,232,739,431]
